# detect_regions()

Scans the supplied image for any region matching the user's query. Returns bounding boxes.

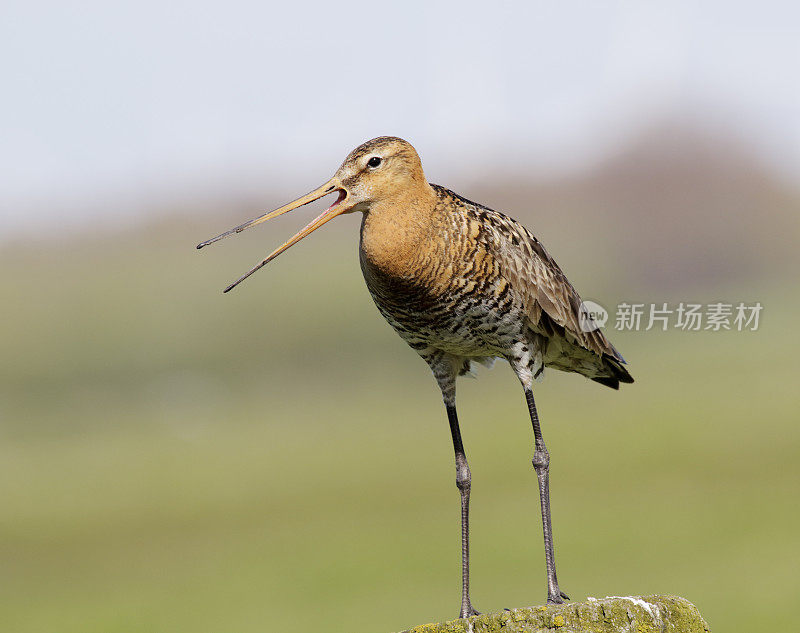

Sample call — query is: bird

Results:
[197,136,633,619]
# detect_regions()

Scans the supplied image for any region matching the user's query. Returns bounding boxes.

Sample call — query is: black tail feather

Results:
[592,376,620,389]
[593,355,634,390]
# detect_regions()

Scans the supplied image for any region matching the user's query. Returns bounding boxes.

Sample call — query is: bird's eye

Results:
[367,156,382,168]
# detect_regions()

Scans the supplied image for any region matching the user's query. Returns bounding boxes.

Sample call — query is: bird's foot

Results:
[546,589,570,604]
[459,604,481,619]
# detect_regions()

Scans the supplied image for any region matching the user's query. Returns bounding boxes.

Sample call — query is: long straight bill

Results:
[221,196,349,292]
[195,176,350,293]
[196,178,342,249]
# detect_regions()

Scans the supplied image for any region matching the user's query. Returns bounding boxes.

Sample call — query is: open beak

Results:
[196,177,350,292]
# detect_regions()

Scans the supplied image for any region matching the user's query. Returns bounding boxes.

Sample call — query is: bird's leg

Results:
[525,388,569,604]
[428,353,481,618]
[445,400,480,619]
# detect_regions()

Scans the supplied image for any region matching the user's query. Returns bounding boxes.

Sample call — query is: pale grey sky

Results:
[1,0,798,232]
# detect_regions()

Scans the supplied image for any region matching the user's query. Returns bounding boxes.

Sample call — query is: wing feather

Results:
[430,184,630,382]
[481,208,625,362]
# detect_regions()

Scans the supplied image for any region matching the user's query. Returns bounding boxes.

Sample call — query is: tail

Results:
[591,354,634,390]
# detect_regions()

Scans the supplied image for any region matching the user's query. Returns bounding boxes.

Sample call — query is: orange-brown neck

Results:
[359,181,439,284]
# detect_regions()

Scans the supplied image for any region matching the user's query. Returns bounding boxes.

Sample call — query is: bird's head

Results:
[196,136,427,292]
[334,136,427,207]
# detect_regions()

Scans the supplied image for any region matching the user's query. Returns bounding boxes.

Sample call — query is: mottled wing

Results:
[478,207,625,363]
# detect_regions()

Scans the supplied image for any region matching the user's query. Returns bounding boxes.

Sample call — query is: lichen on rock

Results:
[398,595,710,633]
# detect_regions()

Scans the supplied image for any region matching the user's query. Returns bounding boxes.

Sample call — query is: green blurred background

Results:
[2,3,800,632]
[3,139,799,632]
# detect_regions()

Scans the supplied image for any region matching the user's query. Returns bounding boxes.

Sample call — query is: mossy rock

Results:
[400,595,710,633]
